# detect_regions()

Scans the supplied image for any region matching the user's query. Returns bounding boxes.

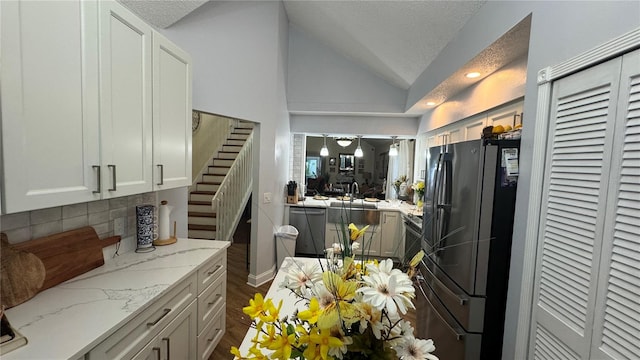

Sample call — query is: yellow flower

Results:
[230,346,268,360]
[348,223,369,241]
[259,298,282,323]
[243,293,267,318]
[298,297,322,324]
[266,328,296,360]
[309,327,344,360]
[259,324,278,349]
[317,272,359,329]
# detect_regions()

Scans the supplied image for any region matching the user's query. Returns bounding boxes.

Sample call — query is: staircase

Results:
[188,122,253,239]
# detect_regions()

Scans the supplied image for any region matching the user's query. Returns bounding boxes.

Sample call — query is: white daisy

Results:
[358,272,416,316]
[394,336,438,360]
[281,262,322,295]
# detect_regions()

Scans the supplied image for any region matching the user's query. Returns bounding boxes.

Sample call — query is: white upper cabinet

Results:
[486,100,523,129]
[0,0,192,213]
[153,32,193,190]
[0,0,101,212]
[98,0,153,198]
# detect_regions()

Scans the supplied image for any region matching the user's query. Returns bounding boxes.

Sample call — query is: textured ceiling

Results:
[119,0,530,117]
[119,0,208,28]
[282,0,486,90]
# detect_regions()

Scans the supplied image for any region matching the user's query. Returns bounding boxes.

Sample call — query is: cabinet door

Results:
[133,302,198,360]
[99,0,153,198]
[153,32,192,190]
[380,212,404,258]
[486,100,523,130]
[1,0,100,212]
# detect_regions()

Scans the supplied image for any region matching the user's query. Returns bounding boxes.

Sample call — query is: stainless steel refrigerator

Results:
[416,139,520,360]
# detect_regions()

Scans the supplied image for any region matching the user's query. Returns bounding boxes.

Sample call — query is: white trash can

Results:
[275,225,298,270]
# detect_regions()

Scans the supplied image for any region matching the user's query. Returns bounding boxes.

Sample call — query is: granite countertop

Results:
[286,196,423,217]
[3,239,230,360]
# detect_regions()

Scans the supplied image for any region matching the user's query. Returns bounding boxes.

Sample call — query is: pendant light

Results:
[336,137,353,147]
[320,134,329,157]
[354,136,363,158]
[389,136,398,157]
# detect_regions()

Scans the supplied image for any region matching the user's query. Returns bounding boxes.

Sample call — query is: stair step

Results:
[218,151,239,160]
[235,128,252,134]
[212,158,234,167]
[188,229,216,240]
[188,211,217,218]
[196,182,221,192]
[229,133,249,140]
[188,201,213,213]
[202,174,225,182]
[222,145,242,152]
[188,215,216,226]
[208,166,230,175]
[190,191,216,202]
[189,224,217,231]
[226,139,245,146]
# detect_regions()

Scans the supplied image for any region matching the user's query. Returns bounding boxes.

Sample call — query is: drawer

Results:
[197,250,226,293]
[197,305,225,360]
[197,270,226,333]
[87,274,197,360]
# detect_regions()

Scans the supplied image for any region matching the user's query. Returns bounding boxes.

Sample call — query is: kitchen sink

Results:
[327,205,380,225]
[328,201,378,209]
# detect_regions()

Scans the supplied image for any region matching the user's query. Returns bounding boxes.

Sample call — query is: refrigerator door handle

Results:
[419,261,468,305]
[431,153,443,254]
[415,276,465,340]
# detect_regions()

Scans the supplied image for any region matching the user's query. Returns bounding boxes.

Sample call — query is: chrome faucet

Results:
[352,182,359,199]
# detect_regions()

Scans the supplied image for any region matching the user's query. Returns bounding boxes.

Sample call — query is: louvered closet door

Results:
[590,49,640,360]
[529,56,623,359]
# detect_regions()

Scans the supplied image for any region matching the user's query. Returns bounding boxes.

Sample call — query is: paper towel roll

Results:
[158,201,173,241]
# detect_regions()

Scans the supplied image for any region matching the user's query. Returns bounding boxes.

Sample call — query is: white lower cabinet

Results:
[132,302,197,360]
[86,248,227,360]
[380,211,404,259]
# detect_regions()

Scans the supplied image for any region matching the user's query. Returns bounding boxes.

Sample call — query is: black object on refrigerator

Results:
[416,139,520,360]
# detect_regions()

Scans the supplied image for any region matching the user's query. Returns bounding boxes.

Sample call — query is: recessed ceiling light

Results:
[426,101,436,106]
[465,72,481,79]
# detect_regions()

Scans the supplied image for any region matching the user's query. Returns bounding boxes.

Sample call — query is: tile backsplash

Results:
[0,192,157,244]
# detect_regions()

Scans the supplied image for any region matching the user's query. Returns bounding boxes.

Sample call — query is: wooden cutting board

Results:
[1,234,46,308]
[10,227,110,293]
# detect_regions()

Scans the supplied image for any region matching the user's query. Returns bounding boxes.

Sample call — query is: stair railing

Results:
[211,130,253,241]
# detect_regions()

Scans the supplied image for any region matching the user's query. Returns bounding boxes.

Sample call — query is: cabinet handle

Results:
[108,164,117,191]
[157,164,164,185]
[162,338,170,360]
[153,347,161,360]
[207,264,222,275]
[92,165,101,193]
[147,308,171,327]
[208,294,222,305]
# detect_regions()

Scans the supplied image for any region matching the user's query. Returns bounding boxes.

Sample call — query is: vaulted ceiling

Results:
[120,0,529,117]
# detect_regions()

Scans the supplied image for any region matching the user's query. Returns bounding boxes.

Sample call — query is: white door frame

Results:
[514,27,640,358]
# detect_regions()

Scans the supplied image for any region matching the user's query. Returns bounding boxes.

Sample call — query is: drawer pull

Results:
[153,347,161,360]
[147,308,171,326]
[207,264,222,275]
[207,294,222,305]
[163,338,170,360]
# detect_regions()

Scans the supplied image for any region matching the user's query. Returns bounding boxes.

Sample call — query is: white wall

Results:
[287,25,407,114]
[291,114,420,136]
[162,0,291,286]
[412,2,640,358]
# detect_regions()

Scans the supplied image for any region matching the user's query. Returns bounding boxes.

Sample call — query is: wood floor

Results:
[210,242,272,359]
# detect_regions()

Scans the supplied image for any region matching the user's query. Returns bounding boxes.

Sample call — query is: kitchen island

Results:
[2,239,229,360]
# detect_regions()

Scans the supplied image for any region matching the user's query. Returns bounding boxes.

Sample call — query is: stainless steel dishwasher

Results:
[289,207,326,257]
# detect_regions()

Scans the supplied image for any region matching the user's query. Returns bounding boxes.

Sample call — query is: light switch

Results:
[263,192,272,204]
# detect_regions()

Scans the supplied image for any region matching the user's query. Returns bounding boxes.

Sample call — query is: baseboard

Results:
[247,265,276,288]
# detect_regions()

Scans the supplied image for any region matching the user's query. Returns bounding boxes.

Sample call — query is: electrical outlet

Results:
[263,192,272,204]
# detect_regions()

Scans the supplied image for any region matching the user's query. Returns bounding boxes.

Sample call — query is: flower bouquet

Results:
[411,181,425,209]
[232,220,437,360]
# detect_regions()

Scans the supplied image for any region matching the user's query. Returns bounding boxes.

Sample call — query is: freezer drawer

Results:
[419,256,485,333]
[415,274,482,360]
